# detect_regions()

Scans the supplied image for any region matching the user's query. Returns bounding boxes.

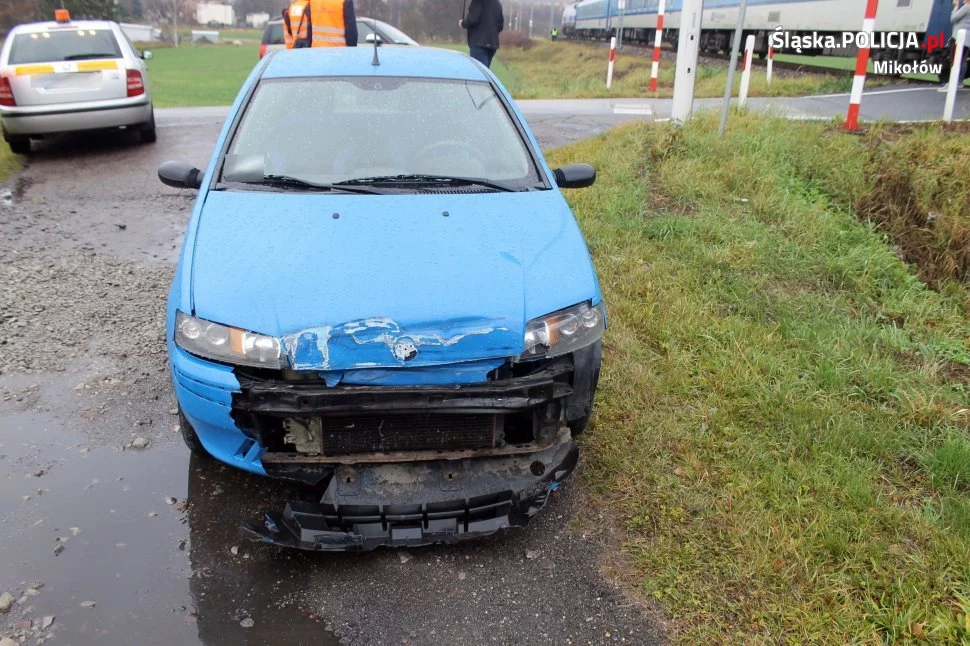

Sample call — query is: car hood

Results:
[189,190,598,371]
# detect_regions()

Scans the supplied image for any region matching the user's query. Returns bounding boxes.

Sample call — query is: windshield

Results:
[373,20,418,45]
[9,29,122,65]
[223,77,541,190]
[262,22,283,45]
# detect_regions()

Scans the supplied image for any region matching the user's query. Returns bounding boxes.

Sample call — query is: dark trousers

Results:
[469,46,497,68]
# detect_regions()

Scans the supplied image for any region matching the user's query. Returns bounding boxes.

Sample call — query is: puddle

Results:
[0,410,339,645]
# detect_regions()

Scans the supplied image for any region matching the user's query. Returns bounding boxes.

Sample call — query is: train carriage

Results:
[566,0,956,77]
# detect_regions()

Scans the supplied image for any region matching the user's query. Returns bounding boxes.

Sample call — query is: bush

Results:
[499,31,533,50]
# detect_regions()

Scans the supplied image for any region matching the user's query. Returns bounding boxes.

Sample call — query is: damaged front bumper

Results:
[172,346,599,551]
[245,429,578,550]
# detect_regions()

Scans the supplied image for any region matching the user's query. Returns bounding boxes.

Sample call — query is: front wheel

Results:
[178,410,212,459]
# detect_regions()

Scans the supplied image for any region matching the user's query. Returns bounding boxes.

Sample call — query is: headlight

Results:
[520,302,605,359]
[175,311,283,369]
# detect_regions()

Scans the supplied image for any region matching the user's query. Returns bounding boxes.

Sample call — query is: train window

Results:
[768,11,780,22]
[896,0,911,7]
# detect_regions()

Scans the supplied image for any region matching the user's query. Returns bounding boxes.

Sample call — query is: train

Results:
[562,0,958,81]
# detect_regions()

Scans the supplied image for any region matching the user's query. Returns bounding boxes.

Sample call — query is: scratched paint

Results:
[281,316,512,372]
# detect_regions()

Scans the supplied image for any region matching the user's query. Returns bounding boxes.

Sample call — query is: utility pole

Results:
[172,0,179,47]
[616,0,625,50]
[717,0,748,137]
[671,0,703,123]
[529,4,534,37]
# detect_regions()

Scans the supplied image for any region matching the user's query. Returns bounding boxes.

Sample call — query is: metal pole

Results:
[173,0,179,47]
[717,0,748,137]
[529,5,534,37]
[617,0,625,50]
[671,0,703,123]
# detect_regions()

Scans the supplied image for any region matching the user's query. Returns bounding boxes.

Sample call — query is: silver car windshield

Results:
[373,21,418,45]
[9,29,122,65]
[223,77,540,189]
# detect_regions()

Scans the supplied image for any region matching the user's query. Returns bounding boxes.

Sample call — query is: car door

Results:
[6,25,129,107]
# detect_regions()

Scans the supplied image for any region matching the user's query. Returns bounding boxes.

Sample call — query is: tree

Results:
[0,0,39,32]
[132,0,144,20]
[37,0,119,20]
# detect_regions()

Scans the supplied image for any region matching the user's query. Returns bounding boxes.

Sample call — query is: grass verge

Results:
[775,53,965,85]
[547,114,970,642]
[496,40,877,99]
[145,44,260,108]
[0,144,20,183]
[143,39,877,108]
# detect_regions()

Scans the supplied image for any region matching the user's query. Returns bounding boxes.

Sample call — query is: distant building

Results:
[246,12,270,28]
[120,23,162,42]
[195,2,235,26]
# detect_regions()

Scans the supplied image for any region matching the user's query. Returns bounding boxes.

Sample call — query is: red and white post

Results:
[738,34,755,106]
[607,36,617,89]
[766,45,774,85]
[648,0,666,92]
[945,28,967,122]
[846,0,879,131]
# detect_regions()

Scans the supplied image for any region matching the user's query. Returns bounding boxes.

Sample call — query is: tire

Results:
[139,109,156,144]
[568,411,593,436]
[6,135,30,155]
[178,410,212,459]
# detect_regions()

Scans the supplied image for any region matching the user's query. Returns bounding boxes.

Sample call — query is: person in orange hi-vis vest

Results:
[283,0,358,49]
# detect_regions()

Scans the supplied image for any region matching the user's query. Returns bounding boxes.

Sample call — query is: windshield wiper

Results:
[63,53,119,61]
[335,174,527,193]
[257,174,385,195]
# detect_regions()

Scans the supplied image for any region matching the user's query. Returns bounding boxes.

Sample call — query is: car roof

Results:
[266,16,381,26]
[10,20,119,34]
[262,47,488,82]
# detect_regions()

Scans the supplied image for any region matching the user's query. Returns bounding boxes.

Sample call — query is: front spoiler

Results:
[245,431,578,551]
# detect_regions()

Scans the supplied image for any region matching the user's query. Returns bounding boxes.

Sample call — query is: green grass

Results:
[142,40,872,108]
[547,114,970,642]
[145,44,260,107]
[775,52,961,84]
[492,40,877,99]
[0,144,19,182]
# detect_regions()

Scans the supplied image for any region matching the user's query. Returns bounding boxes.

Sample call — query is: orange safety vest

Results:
[308,0,347,47]
[283,1,310,49]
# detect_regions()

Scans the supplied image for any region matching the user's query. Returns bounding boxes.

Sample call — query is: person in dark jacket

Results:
[459,0,504,68]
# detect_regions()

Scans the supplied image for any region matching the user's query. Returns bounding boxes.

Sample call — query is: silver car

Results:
[0,13,155,154]
[259,17,418,58]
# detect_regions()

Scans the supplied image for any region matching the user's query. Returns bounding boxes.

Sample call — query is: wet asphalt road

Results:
[0,109,664,645]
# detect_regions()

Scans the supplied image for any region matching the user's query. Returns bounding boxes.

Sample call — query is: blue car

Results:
[158,46,604,551]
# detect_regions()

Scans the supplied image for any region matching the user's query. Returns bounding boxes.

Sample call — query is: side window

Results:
[356,20,375,44]
[120,29,139,57]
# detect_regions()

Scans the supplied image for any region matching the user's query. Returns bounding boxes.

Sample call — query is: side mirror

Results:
[158,161,203,189]
[141,50,153,60]
[552,163,596,189]
[365,33,382,45]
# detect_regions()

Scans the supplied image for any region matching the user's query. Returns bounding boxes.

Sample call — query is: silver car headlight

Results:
[520,302,605,359]
[175,311,283,369]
